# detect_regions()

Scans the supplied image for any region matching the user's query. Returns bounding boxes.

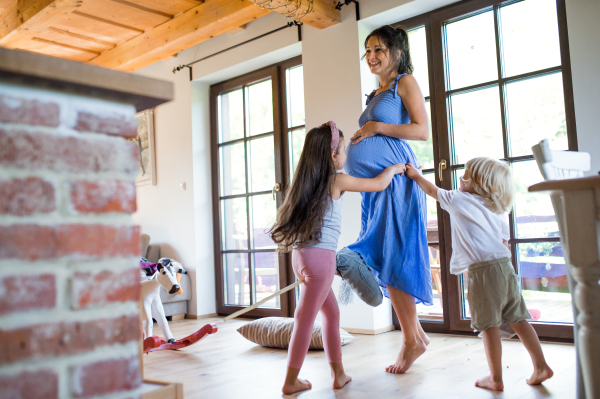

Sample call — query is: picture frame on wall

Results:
[134,108,157,186]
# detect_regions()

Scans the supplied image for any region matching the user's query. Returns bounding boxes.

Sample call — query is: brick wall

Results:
[0,82,142,399]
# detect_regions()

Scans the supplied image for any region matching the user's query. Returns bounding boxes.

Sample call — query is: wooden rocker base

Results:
[144,323,218,354]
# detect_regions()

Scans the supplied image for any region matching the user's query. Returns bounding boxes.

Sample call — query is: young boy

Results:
[405,158,553,391]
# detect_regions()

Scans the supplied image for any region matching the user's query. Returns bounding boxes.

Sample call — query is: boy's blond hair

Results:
[465,157,514,214]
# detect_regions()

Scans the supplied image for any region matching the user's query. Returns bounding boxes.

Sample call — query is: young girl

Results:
[270,121,406,395]
[405,158,553,391]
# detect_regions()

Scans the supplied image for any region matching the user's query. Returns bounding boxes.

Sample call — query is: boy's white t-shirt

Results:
[437,188,511,275]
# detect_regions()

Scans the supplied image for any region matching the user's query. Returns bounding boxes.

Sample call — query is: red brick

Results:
[0,315,140,365]
[72,356,141,398]
[0,369,59,399]
[0,94,60,127]
[0,224,140,260]
[0,225,58,260]
[0,128,138,174]
[56,224,140,259]
[0,274,56,315]
[70,180,136,214]
[74,111,138,138]
[72,268,140,309]
[0,177,55,215]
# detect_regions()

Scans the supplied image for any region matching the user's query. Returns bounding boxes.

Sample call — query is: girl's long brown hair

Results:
[269,125,343,252]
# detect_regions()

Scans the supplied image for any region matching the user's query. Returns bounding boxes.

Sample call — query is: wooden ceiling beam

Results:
[0,0,84,48]
[262,0,339,29]
[89,0,271,72]
[228,24,246,34]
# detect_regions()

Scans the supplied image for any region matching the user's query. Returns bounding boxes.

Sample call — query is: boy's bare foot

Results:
[475,375,504,391]
[527,366,554,385]
[385,341,427,374]
[282,378,312,395]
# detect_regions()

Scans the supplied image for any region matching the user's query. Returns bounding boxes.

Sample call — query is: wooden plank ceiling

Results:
[0,0,339,71]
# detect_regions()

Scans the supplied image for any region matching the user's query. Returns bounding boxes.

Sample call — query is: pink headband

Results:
[323,121,340,152]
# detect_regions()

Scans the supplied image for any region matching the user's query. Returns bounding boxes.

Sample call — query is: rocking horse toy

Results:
[141,260,217,354]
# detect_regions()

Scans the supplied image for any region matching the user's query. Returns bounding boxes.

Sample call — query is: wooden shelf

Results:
[0,47,173,111]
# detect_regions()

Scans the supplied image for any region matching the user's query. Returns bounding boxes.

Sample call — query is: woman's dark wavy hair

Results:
[363,25,414,75]
[269,125,344,253]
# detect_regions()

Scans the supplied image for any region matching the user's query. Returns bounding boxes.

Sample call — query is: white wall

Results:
[565,0,600,175]
[132,61,200,313]
[133,0,600,319]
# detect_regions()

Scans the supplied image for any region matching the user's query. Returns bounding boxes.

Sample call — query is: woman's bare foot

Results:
[385,340,427,374]
[282,378,312,395]
[475,375,504,391]
[527,366,554,385]
[330,362,352,389]
[417,319,430,346]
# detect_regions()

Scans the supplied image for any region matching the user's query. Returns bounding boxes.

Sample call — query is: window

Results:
[397,0,576,338]
[210,57,304,318]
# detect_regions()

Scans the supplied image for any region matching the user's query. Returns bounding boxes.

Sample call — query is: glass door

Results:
[406,25,446,323]
[211,57,304,318]
[429,0,576,338]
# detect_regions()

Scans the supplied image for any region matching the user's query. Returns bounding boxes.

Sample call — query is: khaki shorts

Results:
[467,257,531,332]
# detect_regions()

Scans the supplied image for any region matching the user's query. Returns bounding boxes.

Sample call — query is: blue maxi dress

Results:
[345,74,433,305]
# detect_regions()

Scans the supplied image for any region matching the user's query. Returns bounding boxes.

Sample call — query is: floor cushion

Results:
[237,317,354,349]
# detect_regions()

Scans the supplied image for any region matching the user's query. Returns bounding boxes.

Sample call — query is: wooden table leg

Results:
[563,190,600,399]
[551,194,585,399]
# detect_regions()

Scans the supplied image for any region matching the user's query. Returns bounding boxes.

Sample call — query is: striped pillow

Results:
[237,317,355,349]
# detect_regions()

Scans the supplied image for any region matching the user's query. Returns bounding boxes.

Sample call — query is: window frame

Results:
[395,0,577,340]
[210,56,302,318]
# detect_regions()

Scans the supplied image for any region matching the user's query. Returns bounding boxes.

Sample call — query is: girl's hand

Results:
[405,163,422,179]
[351,121,380,144]
[390,163,406,176]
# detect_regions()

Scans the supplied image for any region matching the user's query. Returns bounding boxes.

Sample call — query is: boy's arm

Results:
[406,163,438,200]
[336,163,405,193]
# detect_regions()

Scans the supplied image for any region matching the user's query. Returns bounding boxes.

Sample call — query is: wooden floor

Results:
[143,318,576,399]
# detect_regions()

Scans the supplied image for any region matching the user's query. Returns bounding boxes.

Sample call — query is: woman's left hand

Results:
[351,121,380,144]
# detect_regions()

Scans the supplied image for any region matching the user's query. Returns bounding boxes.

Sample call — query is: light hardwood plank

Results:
[143,317,576,399]
[53,9,140,44]
[36,26,114,52]
[89,0,271,72]
[0,0,82,47]
[18,36,97,61]
[119,0,202,16]
[76,0,170,31]
[0,0,16,22]
[0,0,14,11]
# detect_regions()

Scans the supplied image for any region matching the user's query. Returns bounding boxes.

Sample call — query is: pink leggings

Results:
[287,247,342,369]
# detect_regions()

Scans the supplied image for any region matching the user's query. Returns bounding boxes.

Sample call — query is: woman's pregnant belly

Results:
[346,135,418,178]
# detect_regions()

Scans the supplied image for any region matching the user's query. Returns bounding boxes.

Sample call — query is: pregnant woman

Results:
[345,25,432,374]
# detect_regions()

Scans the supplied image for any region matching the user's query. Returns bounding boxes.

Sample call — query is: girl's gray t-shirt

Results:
[304,196,343,252]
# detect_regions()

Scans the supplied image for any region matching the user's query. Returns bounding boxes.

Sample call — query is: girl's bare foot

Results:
[475,375,504,391]
[282,378,312,395]
[333,373,352,389]
[527,366,554,385]
[330,362,352,389]
[385,340,427,374]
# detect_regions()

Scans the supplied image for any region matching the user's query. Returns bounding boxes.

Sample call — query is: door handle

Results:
[439,159,447,181]
[272,183,281,200]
